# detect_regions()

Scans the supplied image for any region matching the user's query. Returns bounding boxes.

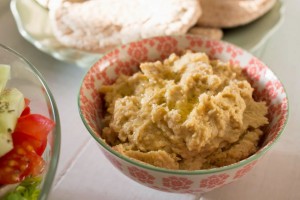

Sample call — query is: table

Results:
[1,0,299,199]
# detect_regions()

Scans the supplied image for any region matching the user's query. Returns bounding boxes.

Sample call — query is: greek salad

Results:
[0,64,55,199]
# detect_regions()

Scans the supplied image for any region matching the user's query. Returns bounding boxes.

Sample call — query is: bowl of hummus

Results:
[78,35,288,194]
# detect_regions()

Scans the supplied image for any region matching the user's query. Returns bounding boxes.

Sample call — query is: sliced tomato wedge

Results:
[12,132,47,156]
[15,114,55,141]
[21,106,31,116]
[21,98,31,116]
[24,98,30,106]
[0,144,45,184]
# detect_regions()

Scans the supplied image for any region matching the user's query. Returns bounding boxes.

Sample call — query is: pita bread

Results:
[34,0,85,9]
[197,0,276,28]
[50,0,201,53]
[188,26,223,40]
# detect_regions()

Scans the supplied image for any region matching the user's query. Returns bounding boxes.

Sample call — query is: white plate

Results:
[223,0,284,56]
[10,0,284,68]
[10,0,101,68]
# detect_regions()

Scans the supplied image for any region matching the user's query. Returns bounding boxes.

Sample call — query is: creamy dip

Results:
[100,51,268,170]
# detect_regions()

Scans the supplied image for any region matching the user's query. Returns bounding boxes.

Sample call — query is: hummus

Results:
[100,52,268,170]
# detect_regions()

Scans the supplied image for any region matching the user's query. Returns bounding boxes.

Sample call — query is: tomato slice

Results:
[12,132,47,156]
[24,98,30,107]
[0,144,45,184]
[21,106,31,116]
[21,98,31,116]
[15,114,55,141]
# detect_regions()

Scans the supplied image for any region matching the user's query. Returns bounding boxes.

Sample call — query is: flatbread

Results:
[50,0,201,53]
[34,0,85,9]
[197,0,276,28]
[188,26,223,40]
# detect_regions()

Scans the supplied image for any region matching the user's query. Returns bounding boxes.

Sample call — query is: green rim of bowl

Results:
[78,44,289,175]
[0,44,61,199]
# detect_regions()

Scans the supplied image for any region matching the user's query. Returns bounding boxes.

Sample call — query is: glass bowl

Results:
[0,44,61,200]
[78,35,288,195]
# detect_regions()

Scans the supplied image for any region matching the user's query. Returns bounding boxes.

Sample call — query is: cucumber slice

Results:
[0,64,11,93]
[0,134,13,157]
[0,88,25,157]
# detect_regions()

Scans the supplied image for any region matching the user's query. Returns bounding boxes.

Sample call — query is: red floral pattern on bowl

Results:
[234,160,258,179]
[127,166,155,185]
[200,174,230,189]
[78,35,288,194]
[162,176,193,190]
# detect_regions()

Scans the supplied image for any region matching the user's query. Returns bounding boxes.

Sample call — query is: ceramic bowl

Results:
[78,35,288,194]
[0,44,61,199]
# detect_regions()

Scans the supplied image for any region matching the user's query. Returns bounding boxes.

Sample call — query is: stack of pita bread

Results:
[36,0,276,53]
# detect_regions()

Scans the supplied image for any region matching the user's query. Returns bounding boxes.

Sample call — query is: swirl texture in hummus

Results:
[100,52,268,170]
